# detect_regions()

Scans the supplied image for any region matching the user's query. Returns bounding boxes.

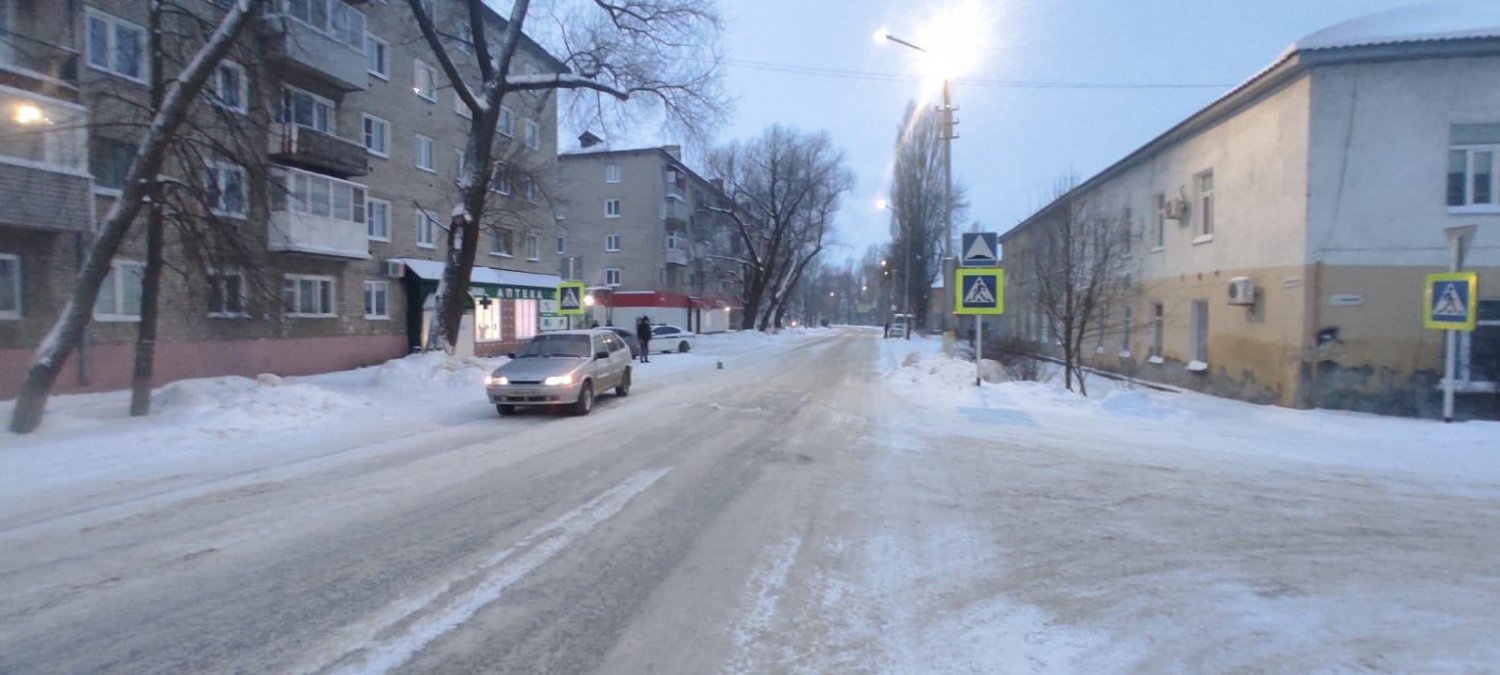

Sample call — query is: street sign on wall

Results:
[954,268,1004,315]
[1424,272,1478,331]
[960,232,999,267]
[557,281,586,316]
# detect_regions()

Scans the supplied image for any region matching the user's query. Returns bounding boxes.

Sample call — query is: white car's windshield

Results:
[516,335,591,358]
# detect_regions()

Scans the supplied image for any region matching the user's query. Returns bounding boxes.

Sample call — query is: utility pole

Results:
[940,78,957,334]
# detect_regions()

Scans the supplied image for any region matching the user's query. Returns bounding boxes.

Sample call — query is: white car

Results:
[650,325,697,353]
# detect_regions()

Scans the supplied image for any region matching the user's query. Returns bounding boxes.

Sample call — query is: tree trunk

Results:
[129,200,164,416]
[8,0,266,434]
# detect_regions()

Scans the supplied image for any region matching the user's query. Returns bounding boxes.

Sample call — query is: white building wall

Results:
[1306,55,1500,267]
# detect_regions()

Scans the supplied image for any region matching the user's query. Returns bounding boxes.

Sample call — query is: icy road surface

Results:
[2,327,1499,673]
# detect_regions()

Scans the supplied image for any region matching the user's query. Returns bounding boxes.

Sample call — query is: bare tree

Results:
[1014,176,1134,395]
[9,0,271,435]
[889,100,968,328]
[404,0,724,352]
[708,125,853,330]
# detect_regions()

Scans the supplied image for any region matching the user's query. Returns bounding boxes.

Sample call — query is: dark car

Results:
[602,327,642,359]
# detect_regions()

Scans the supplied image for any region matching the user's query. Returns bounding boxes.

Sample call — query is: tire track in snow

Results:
[297,467,672,675]
[722,533,804,675]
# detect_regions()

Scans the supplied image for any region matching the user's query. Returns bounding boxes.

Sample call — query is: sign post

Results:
[1430,225,1479,422]
[958,233,1001,387]
[954,267,1004,386]
[556,281,586,331]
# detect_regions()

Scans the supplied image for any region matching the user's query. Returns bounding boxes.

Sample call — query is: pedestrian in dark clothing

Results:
[883,319,890,339]
[636,316,652,363]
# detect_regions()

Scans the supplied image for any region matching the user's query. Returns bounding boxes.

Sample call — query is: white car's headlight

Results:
[543,374,573,386]
[487,375,508,386]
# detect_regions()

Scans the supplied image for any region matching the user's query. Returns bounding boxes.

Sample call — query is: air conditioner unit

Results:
[1227,276,1256,305]
[1164,198,1189,222]
[383,259,405,279]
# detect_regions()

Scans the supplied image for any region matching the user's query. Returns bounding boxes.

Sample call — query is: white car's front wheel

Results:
[678,340,690,353]
[572,382,594,416]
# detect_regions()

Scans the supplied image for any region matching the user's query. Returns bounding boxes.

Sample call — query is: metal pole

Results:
[1442,231,1464,422]
[941,78,955,334]
[975,316,983,387]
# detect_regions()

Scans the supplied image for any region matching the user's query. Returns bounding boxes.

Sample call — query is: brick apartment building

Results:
[556,139,743,333]
[0,0,566,398]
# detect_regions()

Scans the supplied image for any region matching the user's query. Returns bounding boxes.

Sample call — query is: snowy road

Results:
[3,328,1500,673]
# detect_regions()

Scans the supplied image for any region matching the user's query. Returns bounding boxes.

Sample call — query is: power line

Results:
[723,58,1233,91]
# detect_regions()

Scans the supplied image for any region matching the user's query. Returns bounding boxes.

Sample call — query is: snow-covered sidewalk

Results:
[848,334,1500,672]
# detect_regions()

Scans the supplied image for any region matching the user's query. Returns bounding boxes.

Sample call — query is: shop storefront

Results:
[393,259,562,356]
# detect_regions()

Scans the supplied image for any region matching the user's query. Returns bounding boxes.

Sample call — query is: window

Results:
[606,233,621,251]
[475,300,504,342]
[1152,193,1166,250]
[361,115,389,157]
[493,228,514,257]
[1150,302,1164,359]
[524,177,539,203]
[454,91,471,119]
[366,33,388,79]
[665,231,683,250]
[498,105,514,137]
[605,268,621,287]
[523,119,540,151]
[514,299,538,340]
[363,280,388,319]
[206,161,247,217]
[283,274,336,317]
[1196,170,1214,238]
[525,233,540,260]
[490,164,511,195]
[1190,299,1209,364]
[94,260,144,320]
[285,168,365,224]
[556,235,566,255]
[207,270,246,317]
[366,197,390,240]
[91,137,136,193]
[285,0,365,50]
[209,61,247,113]
[86,9,145,82]
[454,147,466,177]
[1458,301,1500,387]
[413,59,437,101]
[414,211,436,248]
[414,134,435,172]
[280,87,334,133]
[605,199,621,218]
[605,164,621,183]
[0,254,19,319]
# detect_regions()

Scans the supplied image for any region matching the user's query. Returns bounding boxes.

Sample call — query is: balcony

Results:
[269,210,369,260]
[662,197,691,225]
[269,122,368,178]
[265,12,368,91]
[0,86,90,232]
[664,248,689,266]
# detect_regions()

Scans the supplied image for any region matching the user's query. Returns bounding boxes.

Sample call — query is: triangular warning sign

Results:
[560,288,580,309]
[963,235,995,262]
[964,276,995,305]
[1433,283,1467,317]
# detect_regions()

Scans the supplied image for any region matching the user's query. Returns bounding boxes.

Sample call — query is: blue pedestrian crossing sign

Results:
[1424,272,1478,331]
[954,268,1004,315]
[557,281,586,316]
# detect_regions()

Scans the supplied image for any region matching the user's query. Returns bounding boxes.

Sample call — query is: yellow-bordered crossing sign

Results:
[557,281,586,316]
[954,268,1004,315]
[1424,272,1478,331]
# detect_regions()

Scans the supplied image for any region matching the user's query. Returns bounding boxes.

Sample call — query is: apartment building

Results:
[556,141,741,332]
[0,0,566,398]
[999,6,1500,418]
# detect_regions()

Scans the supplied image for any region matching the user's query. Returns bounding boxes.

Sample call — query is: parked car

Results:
[485,330,633,416]
[650,324,697,353]
[601,326,641,359]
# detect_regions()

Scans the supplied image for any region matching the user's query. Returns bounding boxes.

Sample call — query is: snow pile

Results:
[1097,389,1191,420]
[895,352,991,389]
[153,376,367,434]
[370,352,501,391]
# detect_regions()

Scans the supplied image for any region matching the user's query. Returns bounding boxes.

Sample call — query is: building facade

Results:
[1000,8,1500,418]
[556,143,741,332]
[0,0,566,398]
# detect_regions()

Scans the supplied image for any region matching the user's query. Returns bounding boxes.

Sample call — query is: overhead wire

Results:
[723,58,1234,91]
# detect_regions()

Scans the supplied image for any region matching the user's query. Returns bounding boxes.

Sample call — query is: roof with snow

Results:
[1289,2,1500,54]
[395,258,561,290]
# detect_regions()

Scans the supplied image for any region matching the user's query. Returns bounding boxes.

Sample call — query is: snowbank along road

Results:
[2,327,1500,673]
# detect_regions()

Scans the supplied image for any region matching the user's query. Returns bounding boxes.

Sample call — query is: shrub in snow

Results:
[978,359,1008,384]
[256,374,283,387]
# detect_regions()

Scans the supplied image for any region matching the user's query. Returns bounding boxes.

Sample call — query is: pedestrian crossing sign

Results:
[954,268,1004,315]
[1423,272,1478,331]
[557,281,586,316]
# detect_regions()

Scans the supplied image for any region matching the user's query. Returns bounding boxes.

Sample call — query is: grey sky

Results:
[712,0,1440,263]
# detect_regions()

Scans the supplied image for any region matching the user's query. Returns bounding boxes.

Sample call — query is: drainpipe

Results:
[1307,260,1323,408]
